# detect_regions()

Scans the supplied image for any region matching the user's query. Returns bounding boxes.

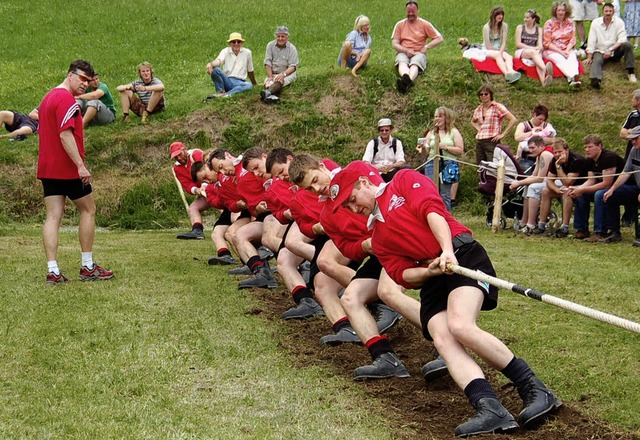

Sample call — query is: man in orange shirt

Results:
[392,1,444,93]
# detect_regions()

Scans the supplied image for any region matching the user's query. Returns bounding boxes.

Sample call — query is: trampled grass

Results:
[2,0,640,436]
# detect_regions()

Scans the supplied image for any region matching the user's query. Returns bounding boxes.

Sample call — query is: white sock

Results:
[81,252,93,269]
[47,261,60,275]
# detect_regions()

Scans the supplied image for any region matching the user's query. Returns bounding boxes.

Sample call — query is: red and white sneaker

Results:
[46,272,69,285]
[79,264,114,281]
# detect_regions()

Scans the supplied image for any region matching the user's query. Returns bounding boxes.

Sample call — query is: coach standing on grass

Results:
[37,60,113,285]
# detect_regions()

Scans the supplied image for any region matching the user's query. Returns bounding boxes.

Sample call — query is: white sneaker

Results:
[629,74,637,83]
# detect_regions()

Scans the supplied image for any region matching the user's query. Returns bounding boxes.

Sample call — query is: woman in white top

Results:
[417,107,464,211]
[483,5,521,83]
[515,9,554,86]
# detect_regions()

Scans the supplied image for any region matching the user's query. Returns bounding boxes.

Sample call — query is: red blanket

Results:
[470,57,584,79]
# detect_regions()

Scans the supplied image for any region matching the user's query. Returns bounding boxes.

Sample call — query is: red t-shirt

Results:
[173,149,204,195]
[37,88,84,179]
[217,174,242,212]
[289,189,326,239]
[321,198,370,263]
[263,178,297,224]
[236,168,267,217]
[372,169,471,288]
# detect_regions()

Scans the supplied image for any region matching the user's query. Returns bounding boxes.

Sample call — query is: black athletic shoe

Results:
[421,356,449,382]
[396,78,407,94]
[353,352,410,380]
[590,78,601,89]
[516,376,563,427]
[281,297,324,320]
[320,326,361,347]
[260,90,271,101]
[455,398,519,437]
[258,246,274,261]
[228,265,252,275]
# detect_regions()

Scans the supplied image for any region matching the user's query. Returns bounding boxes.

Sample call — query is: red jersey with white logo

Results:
[37,88,84,179]
[203,181,223,209]
[237,168,267,217]
[372,169,471,288]
[173,149,204,195]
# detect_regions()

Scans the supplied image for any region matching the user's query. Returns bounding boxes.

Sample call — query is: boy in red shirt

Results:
[332,163,561,436]
[170,141,211,240]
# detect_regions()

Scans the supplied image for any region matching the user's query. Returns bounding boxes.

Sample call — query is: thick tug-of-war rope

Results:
[446,263,640,334]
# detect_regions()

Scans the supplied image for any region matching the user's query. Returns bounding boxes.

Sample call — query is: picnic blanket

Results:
[469,57,584,79]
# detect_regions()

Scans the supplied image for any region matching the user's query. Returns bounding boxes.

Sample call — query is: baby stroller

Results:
[478,145,528,229]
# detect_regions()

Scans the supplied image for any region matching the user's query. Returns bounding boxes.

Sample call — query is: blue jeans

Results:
[210,67,252,96]
[573,189,607,233]
[603,184,640,232]
[424,160,453,211]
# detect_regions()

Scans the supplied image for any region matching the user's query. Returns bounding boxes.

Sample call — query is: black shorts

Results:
[40,178,92,200]
[352,255,383,281]
[255,211,272,222]
[8,111,39,134]
[277,221,295,253]
[419,240,499,341]
[214,209,233,227]
[307,235,330,289]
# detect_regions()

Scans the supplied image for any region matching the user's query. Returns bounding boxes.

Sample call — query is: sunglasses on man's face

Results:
[73,71,92,83]
[230,40,243,44]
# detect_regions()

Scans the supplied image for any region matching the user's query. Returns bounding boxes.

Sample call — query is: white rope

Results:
[448,263,640,335]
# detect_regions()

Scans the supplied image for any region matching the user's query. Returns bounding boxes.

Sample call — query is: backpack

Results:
[372,137,397,158]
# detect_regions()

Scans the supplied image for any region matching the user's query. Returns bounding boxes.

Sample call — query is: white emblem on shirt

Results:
[413,183,421,188]
[388,194,405,211]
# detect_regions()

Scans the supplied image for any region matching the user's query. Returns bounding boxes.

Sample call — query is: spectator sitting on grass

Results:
[482,5,521,84]
[338,15,372,77]
[261,26,299,104]
[204,32,257,101]
[75,73,116,127]
[116,61,165,124]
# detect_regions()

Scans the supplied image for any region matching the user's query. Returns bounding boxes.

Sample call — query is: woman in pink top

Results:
[543,1,582,88]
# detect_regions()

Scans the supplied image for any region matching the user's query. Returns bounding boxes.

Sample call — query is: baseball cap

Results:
[329,161,383,211]
[169,141,185,158]
[227,32,245,43]
[627,126,640,139]
[377,118,393,128]
[275,26,289,35]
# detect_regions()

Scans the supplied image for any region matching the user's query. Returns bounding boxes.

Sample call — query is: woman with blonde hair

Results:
[338,15,372,77]
[417,106,464,211]
[515,9,554,86]
[543,1,582,88]
[483,6,521,83]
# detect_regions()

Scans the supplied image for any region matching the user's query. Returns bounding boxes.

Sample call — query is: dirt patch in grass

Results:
[252,288,638,440]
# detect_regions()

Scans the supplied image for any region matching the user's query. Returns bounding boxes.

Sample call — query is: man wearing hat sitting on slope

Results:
[205,32,258,101]
[362,118,408,182]
[261,26,299,104]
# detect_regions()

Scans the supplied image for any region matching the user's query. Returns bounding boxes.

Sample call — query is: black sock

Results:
[501,357,534,387]
[291,286,313,304]
[217,248,231,257]
[464,378,498,406]
[192,222,204,231]
[332,317,350,333]
[247,255,264,272]
[366,336,393,361]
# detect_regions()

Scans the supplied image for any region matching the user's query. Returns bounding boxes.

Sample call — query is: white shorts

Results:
[570,0,598,21]
[524,182,546,201]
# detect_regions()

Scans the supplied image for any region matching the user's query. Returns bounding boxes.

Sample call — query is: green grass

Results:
[2,1,640,436]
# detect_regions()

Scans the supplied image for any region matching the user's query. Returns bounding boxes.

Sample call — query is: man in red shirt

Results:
[332,163,561,436]
[37,60,113,284]
[170,141,211,240]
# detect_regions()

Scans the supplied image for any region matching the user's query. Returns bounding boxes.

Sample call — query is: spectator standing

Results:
[37,59,113,284]
[622,0,640,48]
[471,83,518,164]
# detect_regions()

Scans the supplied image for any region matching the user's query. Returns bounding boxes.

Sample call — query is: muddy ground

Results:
[248,288,638,440]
